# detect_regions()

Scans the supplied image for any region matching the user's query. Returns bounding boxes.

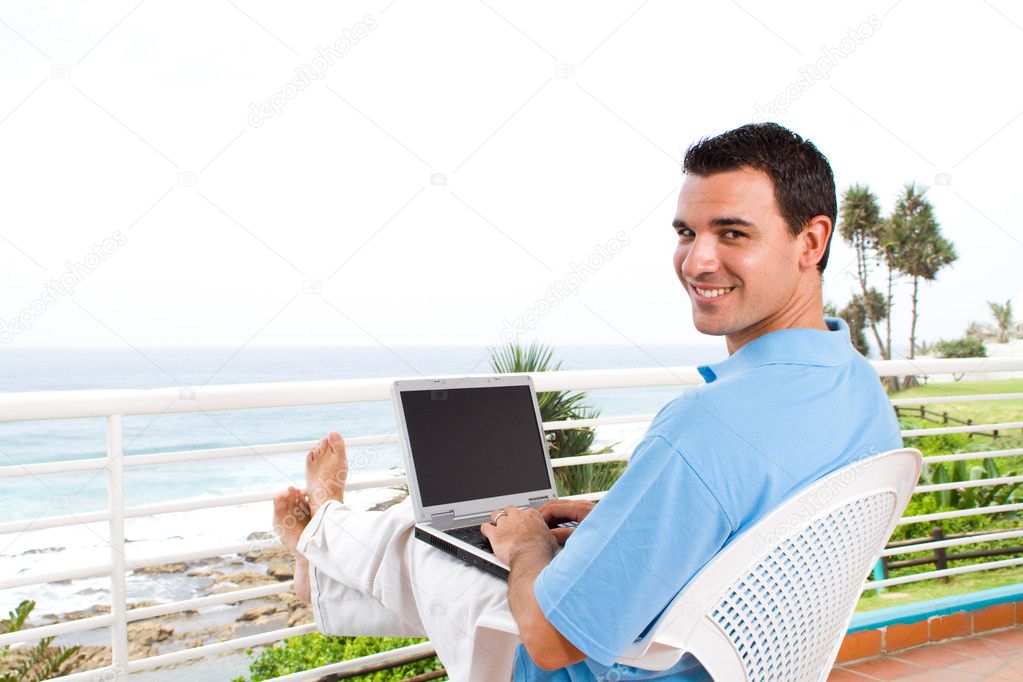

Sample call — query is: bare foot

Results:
[273,486,312,603]
[306,431,348,516]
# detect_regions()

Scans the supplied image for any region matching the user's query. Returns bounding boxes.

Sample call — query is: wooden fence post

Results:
[932,526,949,582]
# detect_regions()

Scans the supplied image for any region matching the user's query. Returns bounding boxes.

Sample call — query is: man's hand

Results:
[539,499,595,545]
[481,505,586,670]
[480,505,559,566]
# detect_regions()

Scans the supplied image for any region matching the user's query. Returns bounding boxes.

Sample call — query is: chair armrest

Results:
[475,611,521,635]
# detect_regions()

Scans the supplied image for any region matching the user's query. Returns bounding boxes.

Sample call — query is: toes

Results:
[328,432,345,452]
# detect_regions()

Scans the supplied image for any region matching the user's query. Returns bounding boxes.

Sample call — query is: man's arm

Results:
[480,506,587,670]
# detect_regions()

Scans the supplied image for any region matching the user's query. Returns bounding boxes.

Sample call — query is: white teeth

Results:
[694,287,733,298]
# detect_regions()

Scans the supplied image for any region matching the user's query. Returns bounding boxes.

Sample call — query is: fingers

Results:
[552,527,575,545]
[539,499,594,525]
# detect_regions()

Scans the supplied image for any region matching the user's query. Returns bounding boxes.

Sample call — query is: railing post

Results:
[107,415,129,679]
[931,526,949,583]
[871,558,887,594]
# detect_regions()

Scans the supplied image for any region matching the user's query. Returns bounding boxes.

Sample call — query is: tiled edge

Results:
[835,590,1023,664]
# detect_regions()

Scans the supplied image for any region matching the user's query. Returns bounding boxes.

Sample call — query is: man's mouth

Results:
[690,285,736,300]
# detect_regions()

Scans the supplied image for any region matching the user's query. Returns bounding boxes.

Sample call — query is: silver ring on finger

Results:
[490,510,508,526]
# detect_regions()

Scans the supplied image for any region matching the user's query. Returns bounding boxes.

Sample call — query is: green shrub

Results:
[232,633,443,682]
[1,600,80,682]
[934,336,987,359]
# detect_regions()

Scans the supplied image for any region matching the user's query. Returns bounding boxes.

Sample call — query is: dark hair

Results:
[682,122,836,273]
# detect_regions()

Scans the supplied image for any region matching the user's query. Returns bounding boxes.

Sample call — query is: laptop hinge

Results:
[528,495,550,506]
[430,510,456,525]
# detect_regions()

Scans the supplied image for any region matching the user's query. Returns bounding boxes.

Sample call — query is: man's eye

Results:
[676,229,694,239]
[722,230,745,239]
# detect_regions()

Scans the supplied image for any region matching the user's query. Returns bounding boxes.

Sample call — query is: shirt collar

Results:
[697,317,855,383]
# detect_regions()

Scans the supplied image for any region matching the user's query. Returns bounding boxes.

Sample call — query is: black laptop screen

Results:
[400,385,551,507]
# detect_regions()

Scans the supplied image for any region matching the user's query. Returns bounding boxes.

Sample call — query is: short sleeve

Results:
[533,435,732,666]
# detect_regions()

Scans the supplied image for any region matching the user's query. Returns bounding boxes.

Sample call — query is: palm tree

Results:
[988,300,1015,343]
[887,184,957,360]
[489,342,622,496]
[838,185,889,357]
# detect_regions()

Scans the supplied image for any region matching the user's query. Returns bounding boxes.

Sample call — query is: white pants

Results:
[297,499,514,681]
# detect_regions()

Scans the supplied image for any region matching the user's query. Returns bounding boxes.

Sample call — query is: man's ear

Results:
[799,216,832,269]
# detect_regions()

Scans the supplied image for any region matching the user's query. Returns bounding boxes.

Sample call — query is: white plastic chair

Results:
[469,448,922,681]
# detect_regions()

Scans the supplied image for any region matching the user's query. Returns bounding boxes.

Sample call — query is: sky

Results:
[1,0,1021,354]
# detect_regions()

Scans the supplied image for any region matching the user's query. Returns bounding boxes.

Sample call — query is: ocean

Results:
[0,344,724,617]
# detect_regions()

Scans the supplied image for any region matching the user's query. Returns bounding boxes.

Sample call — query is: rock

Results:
[211,571,277,594]
[369,492,408,511]
[243,546,290,564]
[267,562,294,580]
[130,621,174,645]
[247,531,274,541]
[62,605,111,621]
[287,605,312,628]
[133,562,188,574]
[238,605,279,622]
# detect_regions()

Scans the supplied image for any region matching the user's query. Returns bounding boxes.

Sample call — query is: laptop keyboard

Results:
[445,524,494,552]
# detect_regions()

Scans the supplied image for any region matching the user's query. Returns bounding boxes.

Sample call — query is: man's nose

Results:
[682,235,720,276]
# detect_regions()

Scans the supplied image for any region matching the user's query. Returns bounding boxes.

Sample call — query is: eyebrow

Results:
[672,216,755,230]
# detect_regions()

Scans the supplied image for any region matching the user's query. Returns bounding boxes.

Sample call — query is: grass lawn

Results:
[892,378,1023,450]
[856,565,1023,612]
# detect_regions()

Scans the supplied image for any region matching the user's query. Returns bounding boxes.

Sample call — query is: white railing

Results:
[1,356,1022,680]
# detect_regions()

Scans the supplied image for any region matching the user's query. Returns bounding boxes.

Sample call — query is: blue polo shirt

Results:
[514,318,903,680]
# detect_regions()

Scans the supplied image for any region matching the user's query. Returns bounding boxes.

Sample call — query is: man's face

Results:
[672,167,807,347]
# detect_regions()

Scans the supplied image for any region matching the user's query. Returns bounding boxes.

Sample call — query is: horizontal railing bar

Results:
[0,457,108,479]
[0,415,651,482]
[262,643,438,682]
[1,539,279,590]
[890,392,1023,406]
[544,414,653,431]
[50,665,117,682]
[0,582,295,647]
[865,556,1023,590]
[5,358,1021,423]
[880,529,1023,557]
[899,502,1023,525]
[0,368,710,422]
[923,448,1023,464]
[1,562,111,590]
[914,474,1023,494]
[127,581,293,621]
[0,613,114,648]
[872,358,1023,377]
[0,509,108,535]
[902,421,1023,437]
[125,433,399,468]
[0,477,408,536]
[129,539,279,570]
[551,451,630,468]
[125,623,318,672]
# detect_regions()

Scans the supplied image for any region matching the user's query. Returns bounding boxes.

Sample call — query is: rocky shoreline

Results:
[24,493,408,677]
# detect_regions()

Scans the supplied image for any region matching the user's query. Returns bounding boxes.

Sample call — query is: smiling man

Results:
[274,123,902,681]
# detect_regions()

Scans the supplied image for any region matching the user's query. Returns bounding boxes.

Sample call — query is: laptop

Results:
[391,374,563,579]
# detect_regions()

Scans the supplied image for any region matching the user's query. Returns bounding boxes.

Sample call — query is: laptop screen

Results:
[400,384,551,507]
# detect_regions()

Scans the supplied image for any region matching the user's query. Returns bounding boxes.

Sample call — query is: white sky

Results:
[1,0,1021,352]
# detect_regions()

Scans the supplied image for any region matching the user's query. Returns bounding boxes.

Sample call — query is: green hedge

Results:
[232,633,445,682]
